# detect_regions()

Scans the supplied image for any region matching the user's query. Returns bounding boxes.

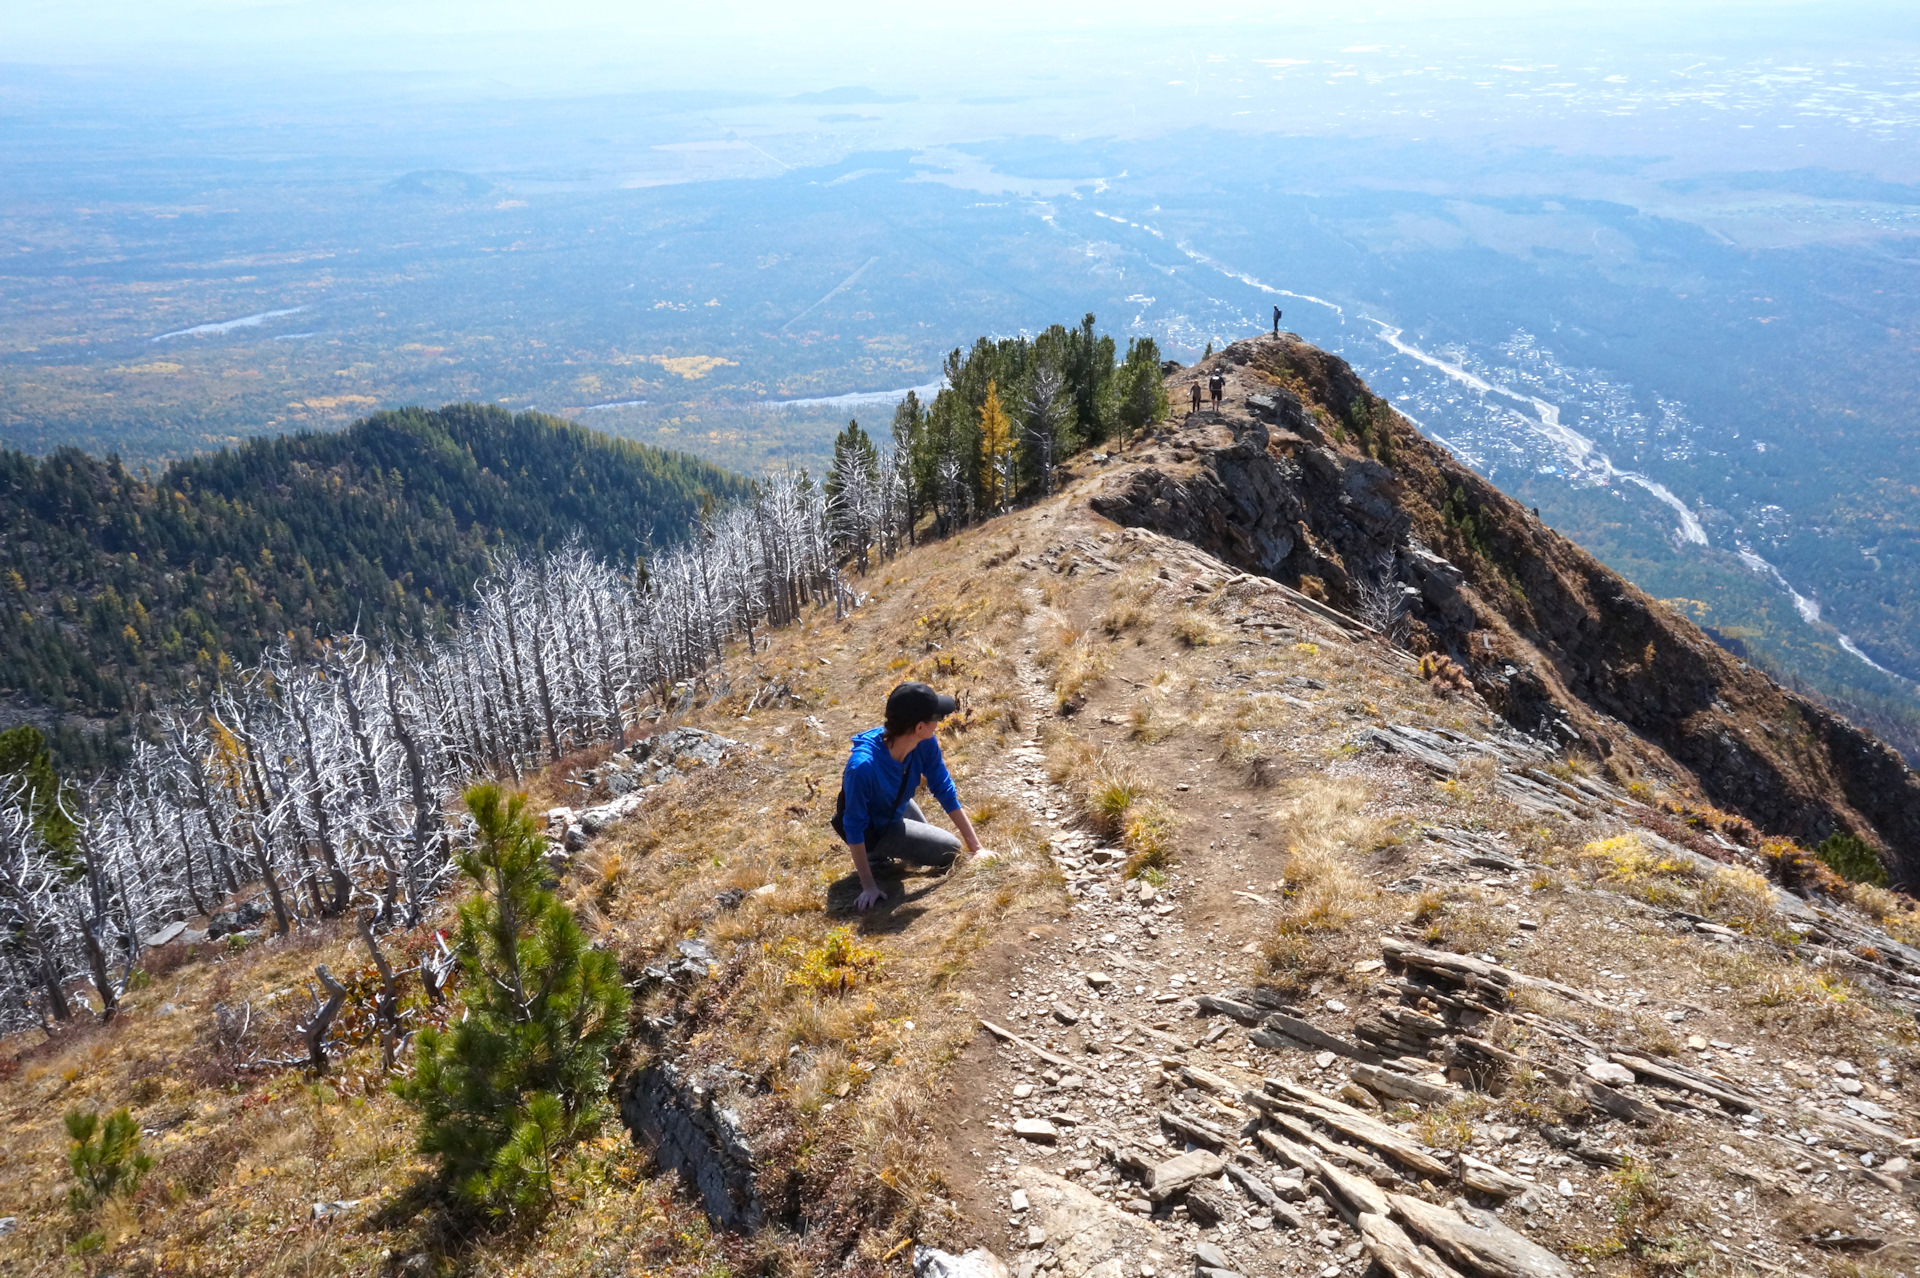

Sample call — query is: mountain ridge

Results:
[1090,334,1920,890]
[3,341,1920,1277]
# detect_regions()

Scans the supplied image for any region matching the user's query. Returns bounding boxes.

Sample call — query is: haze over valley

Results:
[5,1,1920,747]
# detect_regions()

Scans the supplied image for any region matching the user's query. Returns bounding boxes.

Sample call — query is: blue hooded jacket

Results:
[840,727,960,846]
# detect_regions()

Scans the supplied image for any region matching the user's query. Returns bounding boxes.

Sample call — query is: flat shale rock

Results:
[1013,1167,1176,1278]
[1147,1149,1226,1200]
[1013,1118,1060,1144]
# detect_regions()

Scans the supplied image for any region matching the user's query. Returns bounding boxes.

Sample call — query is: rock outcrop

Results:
[1091,334,1920,887]
[620,1060,765,1231]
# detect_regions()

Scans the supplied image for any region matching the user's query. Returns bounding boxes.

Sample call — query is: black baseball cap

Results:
[885,682,958,732]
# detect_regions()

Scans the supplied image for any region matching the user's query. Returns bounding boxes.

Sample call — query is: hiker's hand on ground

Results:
[969,847,999,863]
[855,883,888,912]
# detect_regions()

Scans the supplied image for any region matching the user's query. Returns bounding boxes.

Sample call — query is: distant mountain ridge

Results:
[1092,335,1920,888]
[0,404,749,764]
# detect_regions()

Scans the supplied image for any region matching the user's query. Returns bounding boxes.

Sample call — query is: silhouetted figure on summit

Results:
[1208,369,1225,411]
[1189,381,1203,415]
[1273,305,1283,335]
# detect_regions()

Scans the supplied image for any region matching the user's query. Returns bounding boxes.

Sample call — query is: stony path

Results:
[939,586,1920,1278]
[953,594,1365,1278]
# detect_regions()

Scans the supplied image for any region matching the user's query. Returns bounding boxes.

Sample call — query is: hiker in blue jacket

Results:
[837,682,991,912]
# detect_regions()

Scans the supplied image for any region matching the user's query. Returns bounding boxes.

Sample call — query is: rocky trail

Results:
[524,480,1920,1278]
[918,520,1920,1278]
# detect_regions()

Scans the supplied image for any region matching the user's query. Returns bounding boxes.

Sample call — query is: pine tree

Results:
[822,419,879,509]
[978,380,1016,512]
[1116,337,1170,436]
[394,784,630,1217]
[64,1107,152,1211]
[0,725,77,859]
[1067,313,1118,445]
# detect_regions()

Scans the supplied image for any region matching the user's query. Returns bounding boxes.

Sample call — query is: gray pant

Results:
[869,800,961,870]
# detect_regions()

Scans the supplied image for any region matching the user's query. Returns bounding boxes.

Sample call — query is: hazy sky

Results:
[7,0,1914,92]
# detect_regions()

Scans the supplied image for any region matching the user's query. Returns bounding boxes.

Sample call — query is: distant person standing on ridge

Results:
[1273,305,1283,335]
[834,682,991,913]
[1208,368,1225,411]
[1189,381,1203,415]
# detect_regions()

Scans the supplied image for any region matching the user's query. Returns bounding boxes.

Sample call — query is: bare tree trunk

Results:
[79,914,118,1021]
[37,952,71,1023]
[357,913,402,1071]
[291,701,352,916]
[303,965,347,1074]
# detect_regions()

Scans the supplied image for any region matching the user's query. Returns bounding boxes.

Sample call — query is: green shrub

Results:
[1816,832,1888,887]
[394,784,630,1218]
[64,1107,153,1211]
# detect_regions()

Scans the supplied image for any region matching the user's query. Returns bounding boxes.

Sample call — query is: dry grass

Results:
[0,519,1075,1278]
[1416,895,1516,952]
[1574,833,1698,907]
[1263,777,1382,991]
[1035,611,1113,712]
[1171,610,1226,648]
[1099,597,1148,638]
[1119,801,1178,879]
[1849,882,1920,947]
[1219,730,1279,789]
[1695,865,1779,934]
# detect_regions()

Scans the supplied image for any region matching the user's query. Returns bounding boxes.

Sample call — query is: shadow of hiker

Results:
[824,866,950,935]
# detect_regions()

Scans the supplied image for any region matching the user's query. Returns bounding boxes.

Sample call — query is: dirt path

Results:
[920,491,1920,1278]
[934,576,1361,1278]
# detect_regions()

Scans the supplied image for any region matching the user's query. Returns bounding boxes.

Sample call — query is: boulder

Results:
[1014,1166,1175,1278]
[1185,1183,1235,1226]
[1582,1060,1635,1089]
[208,901,265,939]
[913,1247,1010,1278]
[621,1060,762,1230]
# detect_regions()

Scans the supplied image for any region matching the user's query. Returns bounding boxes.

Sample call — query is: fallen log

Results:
[980,1019,1076,1070]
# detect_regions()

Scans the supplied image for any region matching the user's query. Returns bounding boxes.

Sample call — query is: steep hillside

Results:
[1091,336,1920,892]
[3,446,1918,1278]
[0,404,747,762]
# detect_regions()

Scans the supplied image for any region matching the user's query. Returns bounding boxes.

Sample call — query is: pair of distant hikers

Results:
[835,682,994,912]
[1187,369,1226,415]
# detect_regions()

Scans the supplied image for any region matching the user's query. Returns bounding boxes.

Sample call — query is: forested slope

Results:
[0,404,748,763]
